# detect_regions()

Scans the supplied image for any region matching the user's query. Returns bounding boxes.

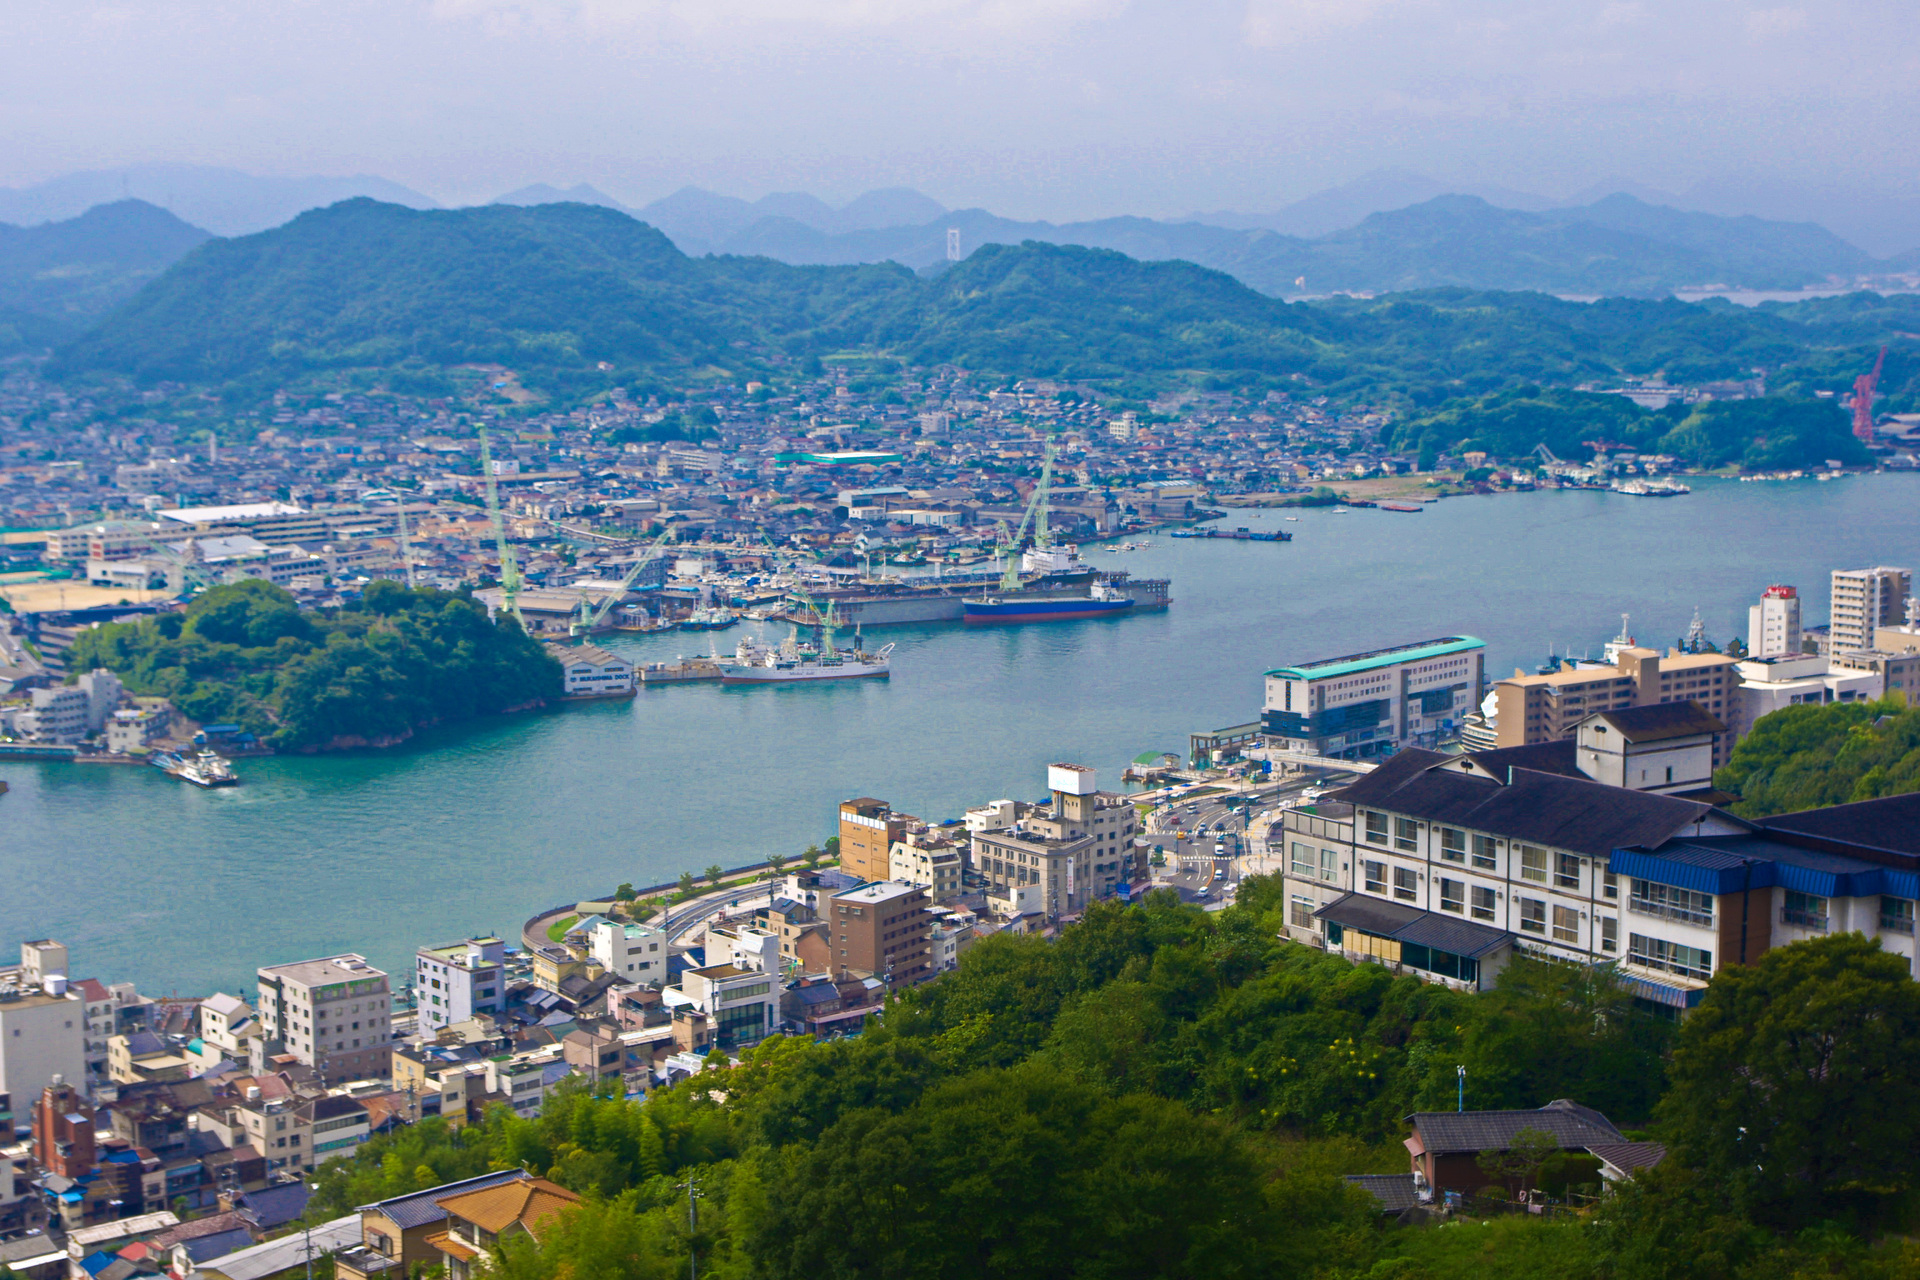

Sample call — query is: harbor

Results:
[4,474,1917,993]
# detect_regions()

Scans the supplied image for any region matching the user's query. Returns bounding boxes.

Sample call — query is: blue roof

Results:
[1614,836,1920,900]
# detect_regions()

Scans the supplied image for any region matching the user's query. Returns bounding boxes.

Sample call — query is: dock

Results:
[639,658,725,684]
[1170,526,1292,542]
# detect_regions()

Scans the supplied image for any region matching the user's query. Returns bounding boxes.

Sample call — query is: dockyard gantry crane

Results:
[1854,345,1888,443]
[997,445,1057,592]
[570,524,677,640]
[477,429,527,630]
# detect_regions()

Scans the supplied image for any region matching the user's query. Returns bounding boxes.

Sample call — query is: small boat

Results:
[152,748,238,788]
[679,606,738,631]
[1283,517,1300,521]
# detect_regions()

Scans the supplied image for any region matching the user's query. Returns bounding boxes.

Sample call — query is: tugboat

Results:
[151,748,239,788]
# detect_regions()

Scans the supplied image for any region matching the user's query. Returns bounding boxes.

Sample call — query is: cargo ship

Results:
[963,580,1135,625]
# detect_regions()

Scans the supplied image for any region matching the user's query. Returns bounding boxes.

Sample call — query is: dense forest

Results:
[49,199,1920,424]
[68,579,561,750]
[1717,694,1920,817]
[307,887,1920,1279]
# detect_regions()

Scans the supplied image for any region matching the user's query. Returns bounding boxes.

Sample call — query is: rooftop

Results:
[831,880,928,905]
[1588,701,1727,742]
[257,953,386,987]
[156,501,307,524]
[1408,1099,1625,1155]
[1267,635,1484,682]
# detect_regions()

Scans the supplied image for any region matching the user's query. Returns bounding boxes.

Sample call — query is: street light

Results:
[1456,1064,1467,1112]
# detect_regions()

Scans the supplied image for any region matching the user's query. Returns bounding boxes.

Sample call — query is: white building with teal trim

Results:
[1264,635,1486,760]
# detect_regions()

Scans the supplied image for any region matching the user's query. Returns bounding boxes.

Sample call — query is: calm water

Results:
[5,476,1916,995]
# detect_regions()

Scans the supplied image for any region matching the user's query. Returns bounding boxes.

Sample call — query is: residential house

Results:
[425,1177,580,1280]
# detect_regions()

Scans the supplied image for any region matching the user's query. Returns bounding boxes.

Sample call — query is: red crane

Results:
[1853,345,1888,443]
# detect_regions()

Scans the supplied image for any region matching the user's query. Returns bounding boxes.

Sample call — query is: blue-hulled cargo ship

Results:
[962,581,1135,625]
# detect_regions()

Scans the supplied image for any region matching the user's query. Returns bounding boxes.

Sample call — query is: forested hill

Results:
[49,198,1920,409]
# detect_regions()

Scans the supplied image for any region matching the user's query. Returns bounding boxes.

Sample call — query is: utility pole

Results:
[1456,1064,1466,1112]
[680,1176,700,1280]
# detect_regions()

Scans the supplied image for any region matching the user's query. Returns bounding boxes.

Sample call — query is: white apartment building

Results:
[890,828,965,901]
[1830,566,1912,653]
[1746,584,1802,658]
[1735,655,1882,730]
[1263,636,1486,760]
[414,938,507,1033]
[256,954,393,1084]
[588,919,667,985]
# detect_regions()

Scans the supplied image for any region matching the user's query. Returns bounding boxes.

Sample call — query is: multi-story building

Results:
[198,1091,316,1175]
[828,881,932,989]
[1278,747,1920,1009]
[31,1079,95,1178]
[414,939,507,1034]
[1572,703,1724,795]
[0,950,86,1106]
[256,954,393,1084]
[1830,566,1912,653]
[1746,584,1802,658]
[586,918,667,986]
[1734,654,1882,729]
[673,964,779,1048]
[1263,636,1486,760]
[889,826,965,901]
[44,519,164,563]
[542,642,636,697]
[1488,645,1742,766]
[155,501,328,544]
[838,797,909,881]
[968,764,1145,918]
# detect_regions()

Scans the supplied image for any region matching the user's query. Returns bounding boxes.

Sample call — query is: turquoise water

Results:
[5,475,1916,995]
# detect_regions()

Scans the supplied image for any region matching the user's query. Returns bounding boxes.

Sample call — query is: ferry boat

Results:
[151,748,238,788]
[963,580,1135,625]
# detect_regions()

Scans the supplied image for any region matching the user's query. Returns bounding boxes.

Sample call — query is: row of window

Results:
[1359,814,1618,897]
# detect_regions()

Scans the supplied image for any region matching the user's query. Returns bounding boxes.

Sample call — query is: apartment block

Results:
[838,798,910,881]
[1735,655,1882,728]
[415,938,507,1034]
[1263,636,1486,760]
[1830,566,1912,653]
[587,918,667,985]
[1746,584,1802,658]
[828,881,932,990]
[889,827,965,901]
[256,954,393,1084]
[1489,644,1741,765]
[968,764,1144,918]
[0,981,86,1107]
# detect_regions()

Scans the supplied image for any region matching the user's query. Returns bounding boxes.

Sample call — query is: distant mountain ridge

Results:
[0,200,211,352]
[0,164,437,236]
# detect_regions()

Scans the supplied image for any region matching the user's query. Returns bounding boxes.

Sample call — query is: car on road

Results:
[1214,841,1225,856]
[1213,865,1227,880]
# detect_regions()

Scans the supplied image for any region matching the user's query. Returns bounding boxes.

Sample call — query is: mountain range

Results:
[0,200,211,351]
[49,199,1920,416]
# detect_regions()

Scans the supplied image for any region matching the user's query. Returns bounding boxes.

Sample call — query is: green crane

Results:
[998,446,1057,592]
[570,524,677,640]
[477,429,526,630]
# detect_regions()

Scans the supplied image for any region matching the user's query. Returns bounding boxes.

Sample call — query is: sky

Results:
[4,0,1919,219]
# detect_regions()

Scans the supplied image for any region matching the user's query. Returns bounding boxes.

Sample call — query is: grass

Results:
[545,914,579,942]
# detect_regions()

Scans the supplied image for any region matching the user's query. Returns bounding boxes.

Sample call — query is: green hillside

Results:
[49,199,1920,421]
[0,199,211,352]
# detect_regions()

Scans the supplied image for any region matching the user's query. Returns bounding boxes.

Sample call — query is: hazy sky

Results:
[5,0,1917,217]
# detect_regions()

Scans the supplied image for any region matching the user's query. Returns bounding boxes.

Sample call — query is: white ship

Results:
[152,748,239,788]
[1610,477,1691,496]
[720,633,894,684]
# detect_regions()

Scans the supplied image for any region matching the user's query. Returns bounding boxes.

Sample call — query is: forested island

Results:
[307,888,1920,1279]
[69,579,561,751]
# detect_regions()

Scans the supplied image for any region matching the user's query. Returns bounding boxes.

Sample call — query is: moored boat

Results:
[962,581,1135,625]
[151,748,239,787]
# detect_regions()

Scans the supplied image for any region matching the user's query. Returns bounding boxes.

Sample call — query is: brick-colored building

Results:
[838,798,909,881]
[1489,646,1741,766]
[829,881,931,990]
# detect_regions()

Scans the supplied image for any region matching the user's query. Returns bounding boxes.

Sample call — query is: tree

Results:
[766,851,790,875]
[704,863,725,885]
[1657,933,1920,1230]
[677,871,695,896]
[1476,1126,1559,1199]
[801,844,822,869]
[614,882,636,901]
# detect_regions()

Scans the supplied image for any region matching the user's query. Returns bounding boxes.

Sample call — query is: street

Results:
[1143,767,1358,906]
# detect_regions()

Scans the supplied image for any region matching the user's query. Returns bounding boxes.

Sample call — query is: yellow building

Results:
[1491,646,1741,765]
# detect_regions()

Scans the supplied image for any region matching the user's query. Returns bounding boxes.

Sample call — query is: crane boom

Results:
[478,429,526,629]
[573,524,677,638]
[998,446,1057,591]
[1853,345,1889,443]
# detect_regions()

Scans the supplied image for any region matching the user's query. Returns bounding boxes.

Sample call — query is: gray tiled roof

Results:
[362,1170,527,1228]
[1761,792,1920,858]
[1332,750,1714,858]
[1346,1173,1420,1213]
[1592,702,1726,742]
[1409,1099,1624,1154]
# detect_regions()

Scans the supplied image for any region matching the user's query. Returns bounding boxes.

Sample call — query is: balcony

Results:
[1781,907,1829,931]
[1880,913,1915,936]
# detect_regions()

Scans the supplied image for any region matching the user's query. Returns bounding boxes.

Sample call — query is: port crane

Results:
[569,524,677,640]
[1853,345,1888,443]
[477,429,526,630]
[997,446,1057,591]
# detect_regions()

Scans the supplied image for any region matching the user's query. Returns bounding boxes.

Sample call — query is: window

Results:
[1290,895,1316,929]
[1882,897,1916,936]
[1395,817,1419,852]
[1439,878,1464,913]
[1554,853,1581,891]
[1629,933,1712,981]
[1603,870,1618,900]
[1364,861,1386,894]
[1393,866,1418,901]
[1782,891,1829,931]
[1291,841,1315,878]
[1630,880,1714,926]
[1519,897,1547,933]
[1471,886,1497,920]
[1472,835,1497,870]
[1519,846,1548,883]
[1440,828,1466,863]
[1320,847,1340,882]
[1552,904,1580,943]
[1364,812,1388,845]
[1600,916,1618,952]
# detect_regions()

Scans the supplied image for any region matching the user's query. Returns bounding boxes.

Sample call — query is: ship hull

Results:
[720,664,890,684]
[962,595,1134,624]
